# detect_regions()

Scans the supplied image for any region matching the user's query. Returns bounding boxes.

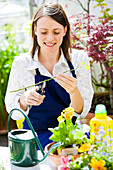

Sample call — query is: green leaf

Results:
[105,8,110,12]
[85,64,89,70]
[94,4,101,8]
[110,15,113,20]
[100,3,108,7]
[74,130,84,139]
[49,121,67,143]
[95,0,104,3]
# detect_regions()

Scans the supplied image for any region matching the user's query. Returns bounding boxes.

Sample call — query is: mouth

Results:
[44,42,56,47]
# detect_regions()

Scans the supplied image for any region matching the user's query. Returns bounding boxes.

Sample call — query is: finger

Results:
[57,77,72,87]
[57,79,72,90]
[57,74,77,87]
[56,74,78,94]
[27,100,43,106]
[28,94,45,102]
[57,73,74,82]
[29,90,45,98]
[26,90,45,104]
[26,96,45,105]
[57,73,76,83]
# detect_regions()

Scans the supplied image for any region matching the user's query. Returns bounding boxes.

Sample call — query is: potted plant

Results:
[58,125,113,170]
[45,107,91,167]
[0,24,28,133]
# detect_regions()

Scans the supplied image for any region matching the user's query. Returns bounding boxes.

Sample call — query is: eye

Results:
[54,32,60,35]
[41,32,47,34]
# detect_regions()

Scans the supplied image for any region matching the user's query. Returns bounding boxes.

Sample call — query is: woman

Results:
[5,2,94,149]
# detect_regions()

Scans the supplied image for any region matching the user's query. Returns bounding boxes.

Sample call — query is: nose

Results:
[46,33,54,41]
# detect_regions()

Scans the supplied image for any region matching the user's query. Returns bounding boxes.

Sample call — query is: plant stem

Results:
[10,65,84,93]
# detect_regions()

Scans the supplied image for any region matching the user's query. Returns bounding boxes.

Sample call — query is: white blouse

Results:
[5,49,94,120]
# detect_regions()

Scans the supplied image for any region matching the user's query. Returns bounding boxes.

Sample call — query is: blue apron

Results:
[23,61,76,149]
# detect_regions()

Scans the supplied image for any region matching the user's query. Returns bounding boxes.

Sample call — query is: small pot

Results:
[45,142,80,167]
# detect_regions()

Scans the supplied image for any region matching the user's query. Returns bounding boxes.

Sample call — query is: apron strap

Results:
[36,68,40,75]
[67,61,76,78]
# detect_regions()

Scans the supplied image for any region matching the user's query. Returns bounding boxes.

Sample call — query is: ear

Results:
[34,24,38,36]
[63,26,67,36]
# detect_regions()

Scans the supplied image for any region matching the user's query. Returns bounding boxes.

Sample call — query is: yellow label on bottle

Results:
[90,119,113,151]
[109,120,113,151]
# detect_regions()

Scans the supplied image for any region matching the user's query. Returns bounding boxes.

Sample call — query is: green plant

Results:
[59,126,113,170]
[0,24,28,126]
[48,107,91,151]
[70,0,113,110]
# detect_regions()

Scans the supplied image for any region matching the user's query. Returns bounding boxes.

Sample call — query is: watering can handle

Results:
[8,108,61,162]
[8,108,45,156]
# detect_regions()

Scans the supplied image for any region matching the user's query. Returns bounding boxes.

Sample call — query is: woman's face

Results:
[35,16,67,54]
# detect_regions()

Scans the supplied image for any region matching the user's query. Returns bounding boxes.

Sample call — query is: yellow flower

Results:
[90,157,107,170]
[57,115,64,122]
[64,107,74,119]
[61,112,64,117]
[78,143,91,153]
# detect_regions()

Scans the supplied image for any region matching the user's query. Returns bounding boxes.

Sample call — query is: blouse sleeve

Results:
[71,49,94,118]
[5,56,30,120]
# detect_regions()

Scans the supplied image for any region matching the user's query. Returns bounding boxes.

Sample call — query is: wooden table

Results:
[0,146,57,170]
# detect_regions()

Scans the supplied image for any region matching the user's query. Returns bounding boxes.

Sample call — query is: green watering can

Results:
[8,108,61,167]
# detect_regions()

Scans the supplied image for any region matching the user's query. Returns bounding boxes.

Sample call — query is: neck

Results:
[38,48,61,75]
[38,48,61,64]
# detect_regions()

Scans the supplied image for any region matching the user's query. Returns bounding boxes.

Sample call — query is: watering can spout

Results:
[8,108,61,167]
[34,142,61,163]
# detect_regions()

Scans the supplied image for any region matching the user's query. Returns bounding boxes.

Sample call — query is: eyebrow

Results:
[39,28,62,30]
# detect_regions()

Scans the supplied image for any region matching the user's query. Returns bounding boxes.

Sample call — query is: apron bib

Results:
[23,61,76,149]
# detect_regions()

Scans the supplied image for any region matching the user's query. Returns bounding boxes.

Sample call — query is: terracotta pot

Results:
[44,142,80,167]
[109,115,113,119]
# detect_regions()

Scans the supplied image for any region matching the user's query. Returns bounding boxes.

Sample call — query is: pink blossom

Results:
[61,156,69,166]
[58,156,69,170]
[58,165,67,170]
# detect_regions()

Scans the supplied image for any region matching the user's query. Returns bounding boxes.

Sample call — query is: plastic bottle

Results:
[90,104,113,144]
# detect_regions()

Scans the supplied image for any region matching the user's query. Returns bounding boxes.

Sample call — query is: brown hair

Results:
[31,2,72,61]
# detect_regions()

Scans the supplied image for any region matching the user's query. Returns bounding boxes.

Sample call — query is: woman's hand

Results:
[56,73,77,95]
[56,73,84,114]
[19,86,45,111]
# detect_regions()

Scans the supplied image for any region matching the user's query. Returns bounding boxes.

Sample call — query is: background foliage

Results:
[0,24,28,125]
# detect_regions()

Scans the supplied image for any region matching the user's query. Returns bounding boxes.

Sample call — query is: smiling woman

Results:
[34,16,67,74]
[35,17,67,51]
[5,2,94,149]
